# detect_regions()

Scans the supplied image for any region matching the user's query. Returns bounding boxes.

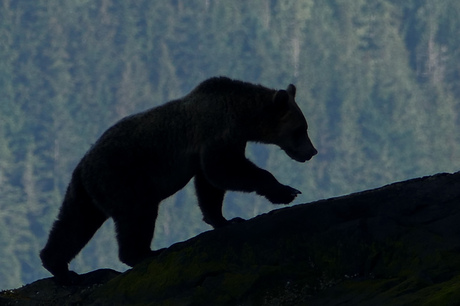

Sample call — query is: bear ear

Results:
[287,84,296,97]
[272,89,290,113]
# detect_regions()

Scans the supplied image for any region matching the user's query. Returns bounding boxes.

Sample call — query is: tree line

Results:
[0,0,459,288]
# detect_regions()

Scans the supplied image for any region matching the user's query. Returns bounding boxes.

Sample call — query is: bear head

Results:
[262,84,318,163]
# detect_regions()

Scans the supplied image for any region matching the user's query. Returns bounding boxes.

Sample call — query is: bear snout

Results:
[307,147,318,160]
[300,149,317,162]
[284,146,317,163]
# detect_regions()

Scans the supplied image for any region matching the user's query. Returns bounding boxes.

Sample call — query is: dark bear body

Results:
[40,77,317,284]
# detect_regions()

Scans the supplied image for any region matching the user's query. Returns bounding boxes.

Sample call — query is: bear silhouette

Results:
[40,77,317,284]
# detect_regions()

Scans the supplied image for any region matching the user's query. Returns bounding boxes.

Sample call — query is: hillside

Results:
[2,171,459,305]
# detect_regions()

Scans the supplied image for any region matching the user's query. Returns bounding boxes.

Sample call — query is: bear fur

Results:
[40,77,317,284]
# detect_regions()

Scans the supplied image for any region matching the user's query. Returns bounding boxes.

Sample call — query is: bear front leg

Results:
[113,206,159,267]
[201,147,301,205]
[194,172,234,228]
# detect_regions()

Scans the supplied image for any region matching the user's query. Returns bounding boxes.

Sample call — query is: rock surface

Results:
[2,171,460,305]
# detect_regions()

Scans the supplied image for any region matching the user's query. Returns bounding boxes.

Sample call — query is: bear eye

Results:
[294,127,306,137]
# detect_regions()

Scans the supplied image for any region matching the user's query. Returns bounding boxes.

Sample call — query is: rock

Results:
[0,269,120,306]
[2,171,460,305]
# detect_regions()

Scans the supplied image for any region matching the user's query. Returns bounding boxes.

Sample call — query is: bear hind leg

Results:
[40,193,107,284]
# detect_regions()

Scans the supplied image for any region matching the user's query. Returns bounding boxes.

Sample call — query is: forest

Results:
[1,0,459,289]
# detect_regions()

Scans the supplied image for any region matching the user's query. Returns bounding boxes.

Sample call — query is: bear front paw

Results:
[54,270,80,286]
[264,185,301,204]
[229,217,245,224]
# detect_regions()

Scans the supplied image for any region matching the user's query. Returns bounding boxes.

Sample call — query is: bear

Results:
[40,76,317,284]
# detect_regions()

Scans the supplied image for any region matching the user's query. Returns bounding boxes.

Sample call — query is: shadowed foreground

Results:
[2,171,460,305]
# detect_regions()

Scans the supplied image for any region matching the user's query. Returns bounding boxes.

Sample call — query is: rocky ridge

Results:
[1,171,460,305]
